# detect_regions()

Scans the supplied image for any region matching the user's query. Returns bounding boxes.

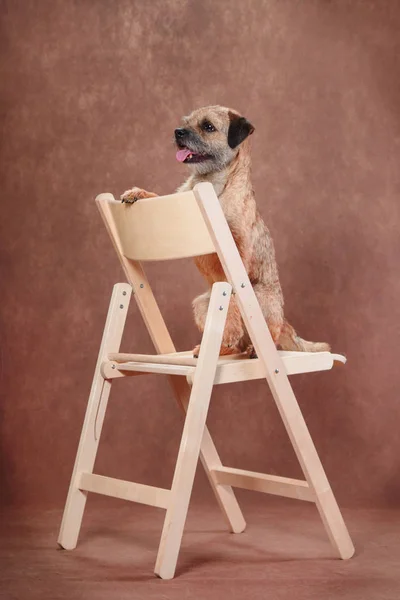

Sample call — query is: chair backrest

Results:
[95,182,280,374]
[96,190,215,261]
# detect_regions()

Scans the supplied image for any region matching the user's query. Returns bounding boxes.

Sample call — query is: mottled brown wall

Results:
[1,0,400,509]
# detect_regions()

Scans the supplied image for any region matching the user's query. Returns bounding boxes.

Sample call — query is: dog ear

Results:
[227,112,255,149]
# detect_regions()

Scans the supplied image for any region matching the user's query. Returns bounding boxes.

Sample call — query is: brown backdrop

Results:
[1,0,400,510]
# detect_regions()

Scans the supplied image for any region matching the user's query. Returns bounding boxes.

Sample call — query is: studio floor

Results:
[2,497,400,600]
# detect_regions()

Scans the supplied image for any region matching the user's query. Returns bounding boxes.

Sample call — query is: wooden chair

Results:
[58,182,354,579]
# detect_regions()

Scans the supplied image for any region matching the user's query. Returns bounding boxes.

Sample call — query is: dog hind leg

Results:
[278,319,331,352]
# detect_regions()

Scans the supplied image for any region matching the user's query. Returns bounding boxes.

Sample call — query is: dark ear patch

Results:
[227,112,255,149]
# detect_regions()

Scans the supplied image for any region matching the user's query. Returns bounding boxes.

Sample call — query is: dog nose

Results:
[175,128,188,140]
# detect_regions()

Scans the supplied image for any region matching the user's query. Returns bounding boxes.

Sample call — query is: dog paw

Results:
[193,342,241,358]
[120,187,156,204]
[219,343,241,356]
[245,344,258,359]
[193,344,201,358]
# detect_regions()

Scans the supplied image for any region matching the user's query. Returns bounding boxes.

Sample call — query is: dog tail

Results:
[278,319,331,353]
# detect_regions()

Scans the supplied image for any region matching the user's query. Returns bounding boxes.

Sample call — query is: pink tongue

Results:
[176,148,192,162]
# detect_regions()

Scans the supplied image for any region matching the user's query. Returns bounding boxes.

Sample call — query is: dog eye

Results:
[201,121,216,133]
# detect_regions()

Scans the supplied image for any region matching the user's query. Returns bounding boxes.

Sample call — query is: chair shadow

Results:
[65,524,343,582]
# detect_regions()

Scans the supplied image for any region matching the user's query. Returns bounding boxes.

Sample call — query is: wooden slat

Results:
[279,351,335,374]
[109,352,198,366]
[116,362,195,377]
[213,351,335,384]
[211,467,315,502]
[79,473,170,509]
[102,192,215,261]
[103,351,344,383]
[187,351,343,385]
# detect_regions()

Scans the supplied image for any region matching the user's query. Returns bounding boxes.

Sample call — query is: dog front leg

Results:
[192,290,244,357]
[244,283,284,357]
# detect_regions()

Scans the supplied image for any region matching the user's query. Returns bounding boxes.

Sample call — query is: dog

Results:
[121,105,330,357]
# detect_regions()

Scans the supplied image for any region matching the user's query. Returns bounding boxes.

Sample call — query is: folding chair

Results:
[58,182,354,579]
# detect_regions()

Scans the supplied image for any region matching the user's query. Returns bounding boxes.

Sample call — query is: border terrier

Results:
[121,105,330,357]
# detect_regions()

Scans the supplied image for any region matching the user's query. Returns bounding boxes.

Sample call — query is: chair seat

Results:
[105,350,346,384]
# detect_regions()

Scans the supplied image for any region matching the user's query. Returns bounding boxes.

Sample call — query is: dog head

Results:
[174,105,255,174]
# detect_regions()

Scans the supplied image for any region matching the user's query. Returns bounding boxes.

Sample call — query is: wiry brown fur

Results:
[121,105,330,357]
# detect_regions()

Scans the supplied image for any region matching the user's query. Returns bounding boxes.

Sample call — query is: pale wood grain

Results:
[109,352,198,366]
[103,192,215,261]
[79,473,170,509]
[211,467,314,502]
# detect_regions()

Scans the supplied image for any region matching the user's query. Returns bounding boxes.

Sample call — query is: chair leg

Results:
[195,182,354,560]
[154,282,231,579]
[58,283,131,550]
[169,378,246,534]
[260,377,354,558]
[312,475,355,559]
[200,427,247,533]
[281,403,354,559]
